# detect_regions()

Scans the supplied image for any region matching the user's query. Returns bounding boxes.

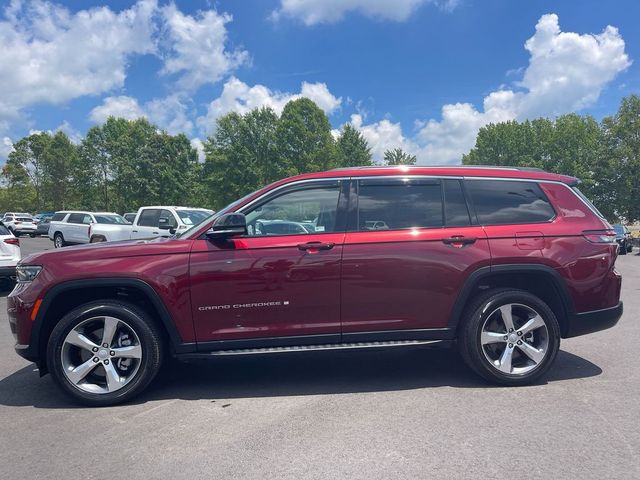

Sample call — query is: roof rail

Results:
[329,165,547,172]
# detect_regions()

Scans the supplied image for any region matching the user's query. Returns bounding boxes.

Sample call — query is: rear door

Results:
[65,213,86,243]
[340,177,491,340]
[132,209,161,239]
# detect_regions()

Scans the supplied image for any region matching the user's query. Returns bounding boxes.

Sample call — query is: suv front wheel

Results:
[47,300,163,406]
[459,289,560,385]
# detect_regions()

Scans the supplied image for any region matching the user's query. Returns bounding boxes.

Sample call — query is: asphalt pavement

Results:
[0,237,639,479]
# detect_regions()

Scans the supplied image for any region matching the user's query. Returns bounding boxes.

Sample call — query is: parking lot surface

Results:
[1,238,639,479]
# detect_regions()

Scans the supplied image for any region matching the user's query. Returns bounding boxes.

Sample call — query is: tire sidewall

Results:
[47,301,163,406]
[462,290,561,385]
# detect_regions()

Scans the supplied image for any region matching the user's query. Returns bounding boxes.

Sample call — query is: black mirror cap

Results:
[206,213,247,239]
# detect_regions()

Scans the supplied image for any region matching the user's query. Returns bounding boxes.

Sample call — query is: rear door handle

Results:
[442,236,477,246]
[297,241,335,251]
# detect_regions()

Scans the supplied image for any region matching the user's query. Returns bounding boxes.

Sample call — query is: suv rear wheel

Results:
[46,300,163,406]
[53,232,66,248]
[459,289,560,385]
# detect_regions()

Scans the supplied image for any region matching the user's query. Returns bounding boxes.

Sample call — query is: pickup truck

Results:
[89,206,213,243]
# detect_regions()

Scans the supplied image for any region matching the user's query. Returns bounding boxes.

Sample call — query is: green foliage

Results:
[384,148,417,165]
[463,98,640,222]
[336,123,373,167]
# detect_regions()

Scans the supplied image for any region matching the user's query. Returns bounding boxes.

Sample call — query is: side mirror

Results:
[206,213,247,239]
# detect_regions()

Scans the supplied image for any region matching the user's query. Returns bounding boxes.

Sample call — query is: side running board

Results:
[179,339,448,358]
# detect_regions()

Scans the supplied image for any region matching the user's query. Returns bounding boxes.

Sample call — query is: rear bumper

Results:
[565,302,623,338]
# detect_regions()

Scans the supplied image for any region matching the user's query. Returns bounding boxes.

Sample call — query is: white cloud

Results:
[89,96,145,123]
[355,14,631,164]
[0,0,156,111]
[160,4,249,91]
[197,77,342,133]
[271,0,458,25]
[190,138,205,162]
[1,137,14,160]
[89,94,194,135]
[349,114,420,162]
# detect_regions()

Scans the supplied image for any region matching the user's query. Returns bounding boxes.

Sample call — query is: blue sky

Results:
[1,0,638,163]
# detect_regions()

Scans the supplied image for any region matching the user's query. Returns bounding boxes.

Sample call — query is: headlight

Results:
[16,265,43,283]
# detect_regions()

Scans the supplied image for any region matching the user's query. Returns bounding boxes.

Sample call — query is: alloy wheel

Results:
[61,316,143,394]
[480,303,549,375]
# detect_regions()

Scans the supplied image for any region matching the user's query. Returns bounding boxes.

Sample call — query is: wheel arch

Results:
[449,264,575,338]
[32,278,193,374]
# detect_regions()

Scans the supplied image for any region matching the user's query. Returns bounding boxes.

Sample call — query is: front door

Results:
[340,177,491,339]
[190,180,348,346]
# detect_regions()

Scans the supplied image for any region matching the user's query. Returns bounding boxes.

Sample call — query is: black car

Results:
[613,224,633,255]
[34,215,53,236]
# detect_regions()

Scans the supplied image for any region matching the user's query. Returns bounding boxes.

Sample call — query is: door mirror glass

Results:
[206,213,247,239]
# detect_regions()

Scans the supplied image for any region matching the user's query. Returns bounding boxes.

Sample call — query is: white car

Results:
[89,206,213,243]
[48,211,128,248]
[0,222,21,287]
[2,212,37,237]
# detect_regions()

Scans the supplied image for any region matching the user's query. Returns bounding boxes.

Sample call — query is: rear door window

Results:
[443,179,471,227]
[67,213,86,224]
[137,209,161,227]
[51,213,66,222]
[465,180,556,225]
[356,178,443,231]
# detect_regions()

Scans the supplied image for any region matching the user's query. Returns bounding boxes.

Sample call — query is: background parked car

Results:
[33,211,55,225]
[48,211,128,248]
[0,221,20,290]
[123,212,137,223]
[613,224,634,254]
[35,215,54,236]
[2,212,37,237]
[89,206,213,243]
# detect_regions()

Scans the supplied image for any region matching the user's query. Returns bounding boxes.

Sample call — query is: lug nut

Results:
[92,347,99,352]
[503,335,508,341]
[93,357,99,363]
[508,343,514,348]
[103,359,110,365]
[517,331,523,336]
[517,340,522,345]
[110,351,115,356]
[508,328,514,333]
[102,343,108,348]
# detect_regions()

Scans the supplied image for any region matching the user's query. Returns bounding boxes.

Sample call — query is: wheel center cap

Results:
[97,349,109,359]
[508,333,519,343]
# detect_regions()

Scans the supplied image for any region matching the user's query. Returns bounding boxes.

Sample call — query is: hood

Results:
[21,236,193,266]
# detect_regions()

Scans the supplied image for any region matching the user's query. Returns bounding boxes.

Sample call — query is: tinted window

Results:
[67,213,86,224]
[94,214,127,224]
[466,180,555,225]
[137,209,161,227]
[123,213,136,223]
[245,185,341,236]
[159,210,178,228]
[51,213,66,222]
[16,217,33,222]
[357,180,442,231]
[0,225,10,235]
[176,209,211,226]
[443,179,471,227]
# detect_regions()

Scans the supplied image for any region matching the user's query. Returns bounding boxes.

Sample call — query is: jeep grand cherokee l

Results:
[8,166,623,406]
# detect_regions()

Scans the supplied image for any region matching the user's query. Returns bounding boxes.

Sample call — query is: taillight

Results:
[15,221,21,224]
[582,230,617,243]
[4,238,19,246]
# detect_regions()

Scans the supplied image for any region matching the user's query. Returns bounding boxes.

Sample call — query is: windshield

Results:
[176,209,212,226]
[94,214,128,224]
[177,190,260,239]
[612,224,624,234]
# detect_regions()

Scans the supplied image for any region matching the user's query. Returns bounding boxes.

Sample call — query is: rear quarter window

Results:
[465,179,556,225]
[51,213,66,222]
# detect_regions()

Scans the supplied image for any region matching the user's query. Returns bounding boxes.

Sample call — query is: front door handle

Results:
[442,236,477,247]
[297,241,335,251]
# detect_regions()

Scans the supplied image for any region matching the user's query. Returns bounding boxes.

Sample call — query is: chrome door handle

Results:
[297,241,335,251]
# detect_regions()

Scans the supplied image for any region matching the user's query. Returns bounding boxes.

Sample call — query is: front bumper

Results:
[565,302,623,338]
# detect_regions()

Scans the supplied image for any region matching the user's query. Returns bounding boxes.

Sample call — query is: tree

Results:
[336,123,372,167]
[5,132,51,210]
[41,131,78,210]
[276,98,336,175]
[602,94,640,222]
[384,147,417,165]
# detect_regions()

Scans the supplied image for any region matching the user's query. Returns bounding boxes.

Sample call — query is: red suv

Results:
[8,166,623,405]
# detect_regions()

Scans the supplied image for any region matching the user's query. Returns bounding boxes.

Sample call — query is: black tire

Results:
[29,233,36,238]
[458,288,561,386]
[53,232,66,248]
[619,243,627,255]
[46,300,164,406]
